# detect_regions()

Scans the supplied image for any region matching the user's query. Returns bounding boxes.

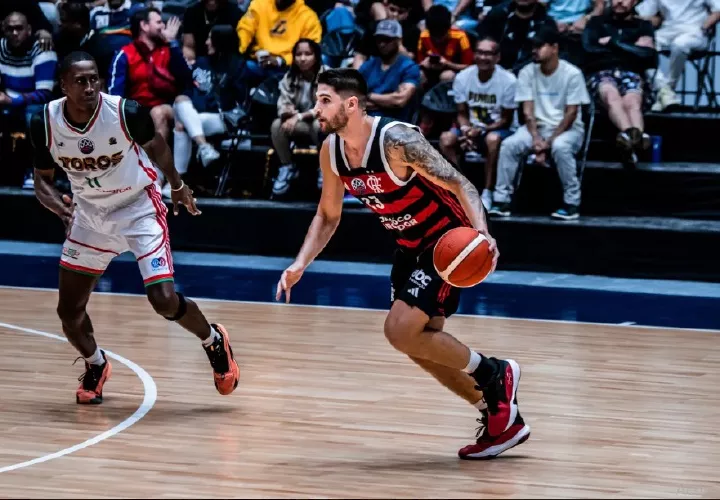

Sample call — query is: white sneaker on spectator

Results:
[652,86,681,112]
[22,174,34,190]
[481,189,492,210]
[197,143,221,167]
[272,164,298,197]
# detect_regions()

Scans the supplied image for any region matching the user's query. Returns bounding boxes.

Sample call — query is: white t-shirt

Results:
[515,59,590,132]
[453,65,517,127]
[636,0,720,29]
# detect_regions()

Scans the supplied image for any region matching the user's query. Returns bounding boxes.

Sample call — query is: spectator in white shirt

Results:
[490,25,590,221]
[637,0,720,111]
[439,37,517,209]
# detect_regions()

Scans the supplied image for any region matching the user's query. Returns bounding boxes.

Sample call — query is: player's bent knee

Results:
[56,300,85,325]
[383,315,421,353]
[147,287,183,319]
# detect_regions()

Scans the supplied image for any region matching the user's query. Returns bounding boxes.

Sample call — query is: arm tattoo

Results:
[383,124,481,200]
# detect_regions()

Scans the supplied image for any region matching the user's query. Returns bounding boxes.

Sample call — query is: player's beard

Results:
[323,106,349,134]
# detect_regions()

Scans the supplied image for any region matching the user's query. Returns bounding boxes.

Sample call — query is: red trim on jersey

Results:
[59,261,104,275]
[62,94,103,135]
[118,98,134,143]
[134,144,158,182]
[439,283,452,302]
[417,176,471,226]
[373,185,425,214]
[67,236,120,255]
[424,216,452,241]
[396,216,450,249]
[137,185,170,261]
[144,273,174,285]
[44,104,52,148]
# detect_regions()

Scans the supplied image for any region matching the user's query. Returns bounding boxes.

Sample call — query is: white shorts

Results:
[60,184,174,287]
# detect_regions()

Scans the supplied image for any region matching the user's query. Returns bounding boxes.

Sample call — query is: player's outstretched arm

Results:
[276,138,345,303]
[383,123,499,268]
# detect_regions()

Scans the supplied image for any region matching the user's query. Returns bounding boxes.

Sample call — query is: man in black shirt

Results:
[582,0,657,163]
[353,0,420,68]
[182,0,244,62]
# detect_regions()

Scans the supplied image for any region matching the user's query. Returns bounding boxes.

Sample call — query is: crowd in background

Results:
[0,0,719,220]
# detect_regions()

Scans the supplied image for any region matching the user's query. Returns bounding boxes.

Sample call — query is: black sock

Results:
[472,355,500,388]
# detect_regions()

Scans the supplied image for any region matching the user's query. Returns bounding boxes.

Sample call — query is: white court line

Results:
[1,284,718,334]
[0,322,157,474]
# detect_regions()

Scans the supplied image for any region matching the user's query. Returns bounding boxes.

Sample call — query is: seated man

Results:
[416,5,473,89]
[0,12,57,188]
[478,0,556,73]
[637,0,720,111]
[359,20,421,122]
[237,0,321,86]
[353,0,421,68]
[439,36,517,209]
[491,25,590,220]
[548,0,604,33]
[582,0,657,164]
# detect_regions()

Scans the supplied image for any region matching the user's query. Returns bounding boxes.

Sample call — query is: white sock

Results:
[473,399,487,411]
[85,347,104,366]
[201,325,221,347]
[463,350,481,373]
[173,129,192,175]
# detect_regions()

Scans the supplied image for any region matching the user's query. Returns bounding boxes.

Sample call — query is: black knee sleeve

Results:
[164,292,187,321]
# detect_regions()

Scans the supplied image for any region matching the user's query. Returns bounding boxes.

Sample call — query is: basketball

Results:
[433,227,493,288]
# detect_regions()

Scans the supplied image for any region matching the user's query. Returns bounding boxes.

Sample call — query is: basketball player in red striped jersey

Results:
[276,68,530,459]
[30,52,239,404]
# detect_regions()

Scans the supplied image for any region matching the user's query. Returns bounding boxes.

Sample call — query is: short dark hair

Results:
[60,51,96,78]
[59,1,90,31]
[386,0,412,11]
[130,7,161,39]
[316,68,368,106]
[426,5,451,38]
[476,35,500,52]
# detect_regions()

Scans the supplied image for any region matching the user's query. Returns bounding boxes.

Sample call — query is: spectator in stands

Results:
[637,0,720,112]
[171,24,247,197]
[582,0,656,163]
[86,0,142,83]
[421,0,476,32]
[359,20,421,121]
[271,38,327,197]
[353,0,421,67]
[491,25,589,221]
[0,12,58,188]
[108,8,190,143]
[237,0,322,85]
[183,0,244,63]
[439,36,517,209]
[361,0,425,26]
[0,1,54,51]
[54,2,92,63]
[477,0,556,73]
[548,0,604,33]
[416,5,473,89]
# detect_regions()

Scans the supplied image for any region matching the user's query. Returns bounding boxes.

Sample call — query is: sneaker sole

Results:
[489,210,511,217]
[459,424,531,460]
[551,213,580,221]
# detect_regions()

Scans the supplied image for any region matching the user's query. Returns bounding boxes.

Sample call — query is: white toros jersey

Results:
[43,93,158,213]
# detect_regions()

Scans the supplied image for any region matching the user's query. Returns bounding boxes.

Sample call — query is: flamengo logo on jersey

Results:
[380,213,418,231]
[367,175,383,193]
[410,269,432,289]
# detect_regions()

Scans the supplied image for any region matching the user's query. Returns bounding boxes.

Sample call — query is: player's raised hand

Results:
[276,262,305,303]
[171,182,201,216]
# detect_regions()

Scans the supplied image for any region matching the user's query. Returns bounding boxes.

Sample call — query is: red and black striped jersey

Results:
[329,116,472,253]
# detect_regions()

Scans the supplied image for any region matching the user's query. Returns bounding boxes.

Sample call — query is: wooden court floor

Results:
[0,287,718,498]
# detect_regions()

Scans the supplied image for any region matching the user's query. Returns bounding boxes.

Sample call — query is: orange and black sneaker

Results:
[204,324,240,395]
[75,352,112,404]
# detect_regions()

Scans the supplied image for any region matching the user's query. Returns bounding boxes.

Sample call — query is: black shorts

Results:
[390,248,461,319]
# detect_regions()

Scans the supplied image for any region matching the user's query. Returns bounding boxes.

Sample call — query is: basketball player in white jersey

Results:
[30,52,240,404]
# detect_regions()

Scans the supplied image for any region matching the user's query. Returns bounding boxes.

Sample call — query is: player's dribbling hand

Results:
[171,184,201,216]
[481,230,500,274]
[276,262,305,303]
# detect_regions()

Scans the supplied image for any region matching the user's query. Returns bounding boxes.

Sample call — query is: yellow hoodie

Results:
[237,0,322,66]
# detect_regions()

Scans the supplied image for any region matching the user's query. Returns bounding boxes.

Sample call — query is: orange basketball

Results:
[433,227,493,288]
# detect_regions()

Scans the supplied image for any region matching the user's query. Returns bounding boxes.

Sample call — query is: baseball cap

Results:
[375,19,403,38]
[529,24,561,46]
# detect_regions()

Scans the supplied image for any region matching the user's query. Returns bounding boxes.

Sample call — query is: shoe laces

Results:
[474,372,505,415]
[74,357,103,391]
[474,411,490,442]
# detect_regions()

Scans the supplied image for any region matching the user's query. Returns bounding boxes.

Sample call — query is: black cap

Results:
[529,24,561,46]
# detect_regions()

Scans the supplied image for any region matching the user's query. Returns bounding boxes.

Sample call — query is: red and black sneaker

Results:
[204,324,240,395]
[473,358,521,436]
[75,352,112,404]
[458,411,530,460]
